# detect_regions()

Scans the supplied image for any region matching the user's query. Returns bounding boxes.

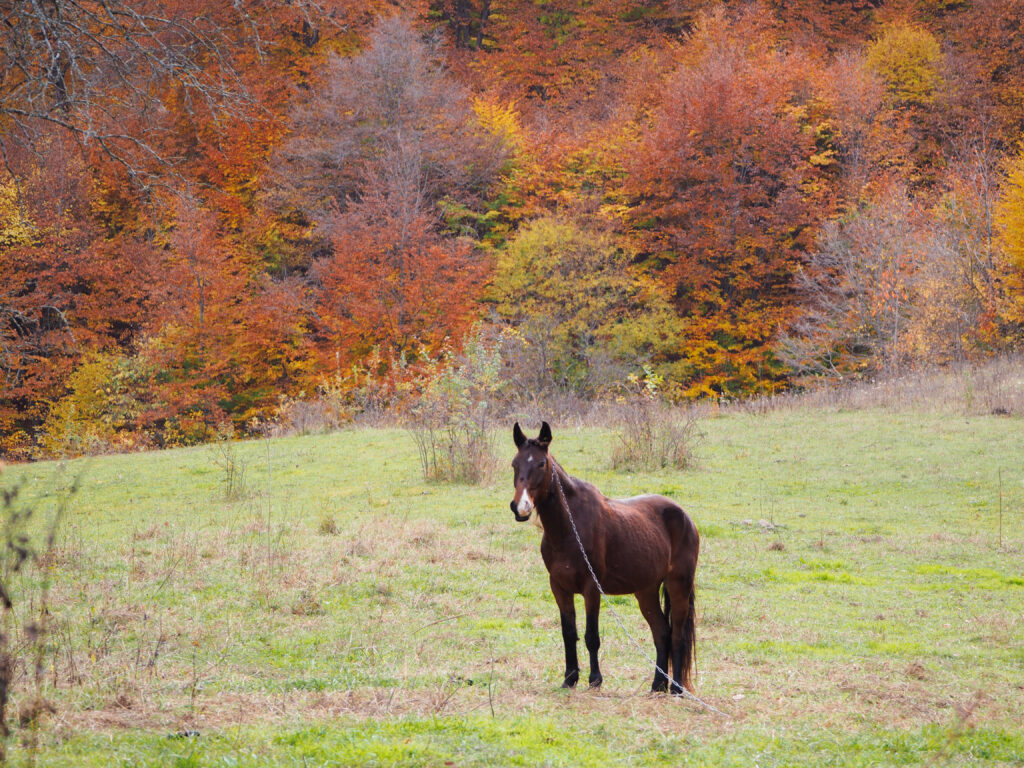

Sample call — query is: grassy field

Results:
[2,406,1023,766]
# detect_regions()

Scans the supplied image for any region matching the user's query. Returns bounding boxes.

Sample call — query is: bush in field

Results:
[609,369,702,471]
[409,330,504,485]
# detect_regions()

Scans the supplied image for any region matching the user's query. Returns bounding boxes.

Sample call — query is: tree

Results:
[489,216,680,396]
[628,5,830,397]
[432,0,494,50]
[0,140,158,457]
[939,0,1024,146]
[819,51,900,202]
[781,189,923,378]
[994,148,1024,334]
[0,0,342,181]
[865,23,943,107]
[767,0,881,49]
[141,197,313,442]
[863,21,946,190]
[274,16,505,371]
[441,0,691,117]
[318,208,487,366]
[1,1,231,177]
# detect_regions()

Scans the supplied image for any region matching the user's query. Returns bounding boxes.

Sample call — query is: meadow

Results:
[2,402,1023,766]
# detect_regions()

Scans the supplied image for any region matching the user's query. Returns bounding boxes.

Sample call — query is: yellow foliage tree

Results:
[865,23,942,106]
[994,148,1024,328]
[0,182,35,248]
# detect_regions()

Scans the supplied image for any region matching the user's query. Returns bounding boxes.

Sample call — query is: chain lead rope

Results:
[551,466,729,718]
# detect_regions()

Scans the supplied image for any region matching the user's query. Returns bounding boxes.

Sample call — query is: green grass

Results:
[2,408,1023,765]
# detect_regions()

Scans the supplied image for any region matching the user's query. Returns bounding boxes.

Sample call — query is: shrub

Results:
[409,330,503,485]
[609,369,702,471]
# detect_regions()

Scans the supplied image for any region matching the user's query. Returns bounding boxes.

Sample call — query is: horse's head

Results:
[510,421,552,523]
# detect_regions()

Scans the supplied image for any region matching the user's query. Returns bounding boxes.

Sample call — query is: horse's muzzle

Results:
[511,501,531,522]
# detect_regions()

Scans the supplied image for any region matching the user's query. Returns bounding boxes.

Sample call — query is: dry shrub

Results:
[411,404,497,486]
[609,398,702,472]
[409,333,502,485]
[210,424,248,500]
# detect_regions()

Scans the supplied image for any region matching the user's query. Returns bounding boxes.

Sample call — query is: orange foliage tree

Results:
[0,1,347,455]
[0,141,159,457]
[628,5,834,397]
[274,16,504,387]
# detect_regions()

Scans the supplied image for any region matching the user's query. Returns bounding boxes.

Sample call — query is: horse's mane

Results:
[549,455,580,497]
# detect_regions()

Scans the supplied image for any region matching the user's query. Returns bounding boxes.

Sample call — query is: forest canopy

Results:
[2,0,1024,458]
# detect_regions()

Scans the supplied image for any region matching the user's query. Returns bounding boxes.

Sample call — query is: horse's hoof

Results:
[588,676,602,689]
[651,681,668,694]
[562,671,579,688]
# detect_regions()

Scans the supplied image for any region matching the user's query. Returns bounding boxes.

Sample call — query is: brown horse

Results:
[510,421,699,693]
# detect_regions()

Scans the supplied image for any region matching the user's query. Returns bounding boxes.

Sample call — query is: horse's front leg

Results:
[551,581,579,688]
[583,585,602,688]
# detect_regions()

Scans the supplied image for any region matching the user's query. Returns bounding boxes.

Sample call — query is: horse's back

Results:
[610,493,699,559]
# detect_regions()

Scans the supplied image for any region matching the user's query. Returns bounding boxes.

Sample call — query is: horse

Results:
[509,421,700,694]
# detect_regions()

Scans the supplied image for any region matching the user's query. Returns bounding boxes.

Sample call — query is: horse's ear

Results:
[513,422,526,448]
[537,421,552,449]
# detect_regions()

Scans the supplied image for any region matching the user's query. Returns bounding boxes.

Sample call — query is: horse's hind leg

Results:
[635,584,671,692]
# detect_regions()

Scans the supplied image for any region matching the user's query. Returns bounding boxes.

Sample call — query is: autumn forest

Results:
[3,0,1024,459]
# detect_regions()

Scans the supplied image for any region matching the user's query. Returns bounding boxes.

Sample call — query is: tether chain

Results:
[551,466,729,718]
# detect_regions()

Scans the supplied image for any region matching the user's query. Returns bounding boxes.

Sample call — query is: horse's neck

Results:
[537,460,576,535]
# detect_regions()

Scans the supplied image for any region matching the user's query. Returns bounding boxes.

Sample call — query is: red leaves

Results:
[627,8,829,395]
[3,2,1023,455]
[319,210,487,366]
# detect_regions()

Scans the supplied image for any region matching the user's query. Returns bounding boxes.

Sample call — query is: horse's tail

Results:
[660,580,673,687]
[663,574,697,692]
[681,583,696,692]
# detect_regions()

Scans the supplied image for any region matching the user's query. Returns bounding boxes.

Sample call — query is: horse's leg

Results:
[582,584,602,688]
[551,581,579,688]
[635,584,671,692]
[666,566,697,694]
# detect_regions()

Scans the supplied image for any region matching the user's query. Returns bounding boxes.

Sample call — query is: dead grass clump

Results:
[609,398,702,472]
[289,589,325,616]
[317,514,340,536]
[905,661,928,680]
[132,523,161,541]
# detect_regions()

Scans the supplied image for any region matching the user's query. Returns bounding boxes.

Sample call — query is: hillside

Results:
[3,0,1024,458]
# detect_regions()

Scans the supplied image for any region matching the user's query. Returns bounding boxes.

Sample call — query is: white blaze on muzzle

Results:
[517,488,534,515]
